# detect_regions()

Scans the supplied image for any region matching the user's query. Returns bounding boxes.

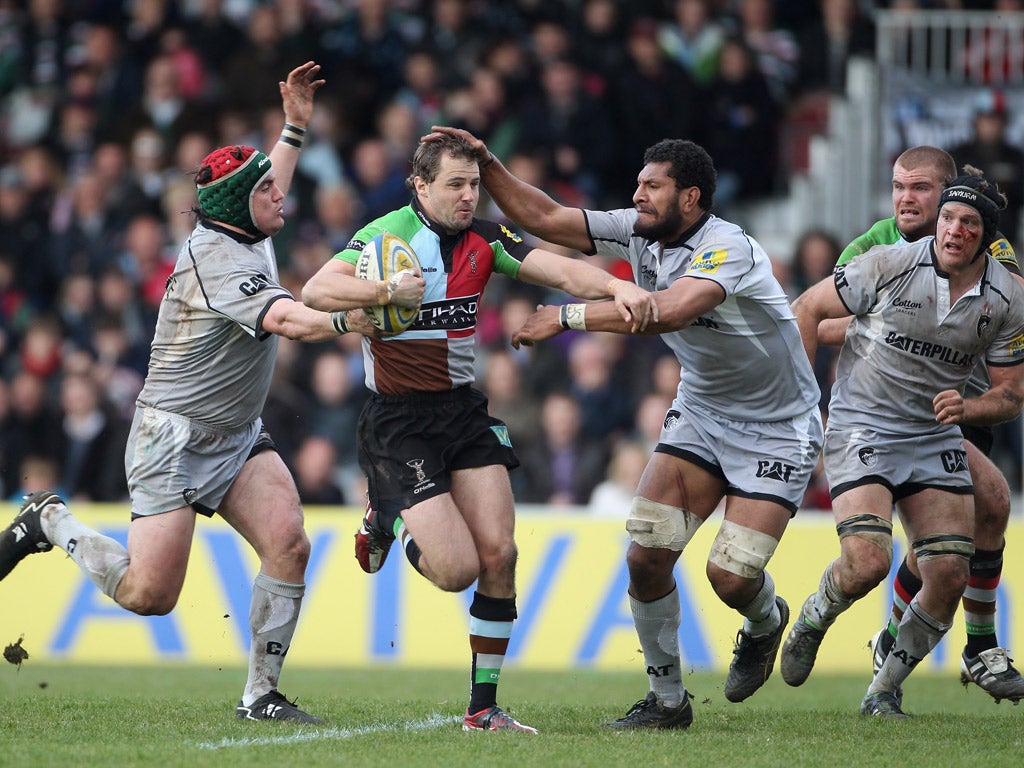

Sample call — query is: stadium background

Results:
[5,505,1023,674]
[2,2,1024,675]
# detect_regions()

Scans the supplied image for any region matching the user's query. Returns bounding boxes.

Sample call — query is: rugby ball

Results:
[356,232,422,333]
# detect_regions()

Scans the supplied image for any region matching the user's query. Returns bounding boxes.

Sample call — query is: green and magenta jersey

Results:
[336,200,534,395]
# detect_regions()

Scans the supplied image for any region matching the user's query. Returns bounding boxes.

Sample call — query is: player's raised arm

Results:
[423,125,593,253]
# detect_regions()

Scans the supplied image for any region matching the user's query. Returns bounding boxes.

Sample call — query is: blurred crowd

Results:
[0,0,1019,512]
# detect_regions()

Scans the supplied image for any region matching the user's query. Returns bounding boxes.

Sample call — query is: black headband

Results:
[938,180,1004,255]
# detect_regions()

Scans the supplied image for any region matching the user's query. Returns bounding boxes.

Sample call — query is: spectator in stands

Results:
[305,347,364,478]
[441,67,520,164]
[480,347,542,453]
[119,54,211,150]
[568,334,636,443]
[396,48,446,137]
[347,135,410,222]
[49,167,120,279]
[1,370,62,498]
[318,0,411,137]
[706,35,783,213]
[589,439,649,517]
[610,18,707,206]
[729,0,801,102]
[795,0,876,96]
[220,4,303,116]
[517,390,610,506]
[659,0,726,87]
[632,391,674,454]
[948,90,1024,249]
[55,369,130,501]
[292,435,345,506]
[574,0,630,94]
[517,55,614,207]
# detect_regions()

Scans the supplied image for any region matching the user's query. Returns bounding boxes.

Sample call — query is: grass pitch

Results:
[1,664,1022,767]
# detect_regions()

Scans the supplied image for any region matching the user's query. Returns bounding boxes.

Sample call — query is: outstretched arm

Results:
[423,125,594,253]
[268,61,325,198]
[262,297,380,342]
[511,276,723,348]
[516,248,658,332]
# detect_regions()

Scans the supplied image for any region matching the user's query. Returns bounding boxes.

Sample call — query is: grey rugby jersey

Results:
[136,222,291,429]
[831,238,1024,433]
[584,208,820,422]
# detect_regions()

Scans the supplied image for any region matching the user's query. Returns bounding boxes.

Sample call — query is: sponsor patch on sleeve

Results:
[499,224,523,243]
[688,249,727,274]
[1010,334,1024,357]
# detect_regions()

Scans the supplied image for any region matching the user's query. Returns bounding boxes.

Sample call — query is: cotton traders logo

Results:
[858,447,877,468]
[688,249,727,274]
[892,297,922,315]
[639,264,658,287]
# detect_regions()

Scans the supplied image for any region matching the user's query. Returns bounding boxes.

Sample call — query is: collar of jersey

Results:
[201,218,269,245]
[662,211,711,251]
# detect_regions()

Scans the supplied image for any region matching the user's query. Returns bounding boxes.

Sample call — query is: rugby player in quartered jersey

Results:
[332,199,535,395]
[302,131,656,734]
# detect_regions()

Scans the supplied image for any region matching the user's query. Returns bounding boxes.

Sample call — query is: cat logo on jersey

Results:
[499,224,523,243]
[689,249,727,274]
[1010,333,1024,358]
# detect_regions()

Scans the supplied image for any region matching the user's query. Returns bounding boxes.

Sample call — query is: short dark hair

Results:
[406,133,479,191]
[643,139,717,210]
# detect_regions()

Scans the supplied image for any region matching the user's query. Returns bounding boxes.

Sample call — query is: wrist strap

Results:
[279,122,306,149]
[331,311,349,335]
[375,281,389,306]
[560,303,587,331]
[479,151,495,169]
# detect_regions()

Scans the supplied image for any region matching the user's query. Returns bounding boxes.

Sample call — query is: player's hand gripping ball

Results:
[356,232,422,333]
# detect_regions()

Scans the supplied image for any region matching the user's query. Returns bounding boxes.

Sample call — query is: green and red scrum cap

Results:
[196,145,272,235]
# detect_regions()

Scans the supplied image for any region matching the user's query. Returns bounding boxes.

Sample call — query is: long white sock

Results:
[631,587,685,707]
[868,596,951,695]
[42,502,129,600]
[242,573,304,706]
[801,561,855,630]
[741,571,780,637]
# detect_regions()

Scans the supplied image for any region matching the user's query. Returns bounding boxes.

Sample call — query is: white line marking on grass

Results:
[196,713,461,750]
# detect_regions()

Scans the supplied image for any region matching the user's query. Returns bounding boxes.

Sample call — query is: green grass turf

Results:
[1,665,1022,767]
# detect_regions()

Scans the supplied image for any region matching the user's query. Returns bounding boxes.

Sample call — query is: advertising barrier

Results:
[2,504,1019,673]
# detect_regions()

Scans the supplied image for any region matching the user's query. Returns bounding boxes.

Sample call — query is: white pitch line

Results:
[196,713,460,750]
